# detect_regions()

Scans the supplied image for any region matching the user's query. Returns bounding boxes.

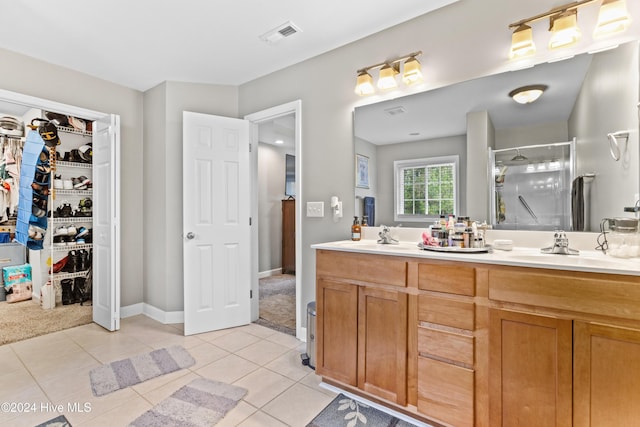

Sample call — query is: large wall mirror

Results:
[354,41,639,232]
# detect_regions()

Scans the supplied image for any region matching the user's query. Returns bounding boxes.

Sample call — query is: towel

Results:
[571,176,585,231]
[363,197,375,226]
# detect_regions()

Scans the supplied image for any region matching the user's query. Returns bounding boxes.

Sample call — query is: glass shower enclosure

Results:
[489,140,575,231]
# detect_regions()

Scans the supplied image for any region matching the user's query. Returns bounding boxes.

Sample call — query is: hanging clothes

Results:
[572,176,585,231]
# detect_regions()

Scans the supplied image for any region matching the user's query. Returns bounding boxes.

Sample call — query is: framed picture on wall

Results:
[356,154,369,189]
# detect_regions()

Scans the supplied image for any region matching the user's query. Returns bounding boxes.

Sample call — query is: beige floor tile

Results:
[0,406,61,427]
[265,331,303,349]
[299,372,338,397]
[62,386,138,426]
[216,400,259,427]
[0,369,43,401]
[237,409,289,427]
[265,349,314,381]
[239,323,279,339]
[139,371,201,405]
[187,341,230,370]
[190,325,235,342]
[27,350,99,382]
[36,363,97,402]
[235,339,290,366]
[0,387,53,425]
[233,367,295,408]
[209,330,263,353]
[83,338,152,363]
[262,383,335,426]
[196,353,259,384]
[0,345,25,374]
[11,332,83,365]
[75,393,152,426]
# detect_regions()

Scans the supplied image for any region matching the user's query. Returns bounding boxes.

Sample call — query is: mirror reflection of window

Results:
[394,155,459,222]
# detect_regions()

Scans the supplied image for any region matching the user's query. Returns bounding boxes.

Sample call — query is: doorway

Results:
[0,88,120,344]
[245,100,303,340]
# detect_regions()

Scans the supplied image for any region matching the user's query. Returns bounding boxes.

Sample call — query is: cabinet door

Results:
[489,309,572,427]
[316,279,358,385]
[574,321,640,426]
[358,287,407,405]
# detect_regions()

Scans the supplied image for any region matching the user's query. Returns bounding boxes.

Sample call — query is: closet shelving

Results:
[46,124,93,295]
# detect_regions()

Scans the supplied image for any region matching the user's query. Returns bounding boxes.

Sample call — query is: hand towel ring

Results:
[608,131,629,161]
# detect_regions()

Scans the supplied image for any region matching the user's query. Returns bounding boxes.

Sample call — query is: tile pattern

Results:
[0,315,335,426]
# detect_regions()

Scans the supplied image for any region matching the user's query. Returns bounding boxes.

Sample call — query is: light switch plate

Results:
[307,201,324,217]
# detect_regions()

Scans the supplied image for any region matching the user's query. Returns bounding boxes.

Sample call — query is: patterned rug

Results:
[35,415,71,427]
[90,345,195,396]
[255,274,295,336]
[307,394,421,427]
[129,378,247,427]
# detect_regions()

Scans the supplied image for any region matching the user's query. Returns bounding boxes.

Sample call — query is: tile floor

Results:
[0,315,337,426]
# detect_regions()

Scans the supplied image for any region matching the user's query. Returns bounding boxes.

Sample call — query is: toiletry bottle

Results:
[351,217,361,241]
[362,216,369,227]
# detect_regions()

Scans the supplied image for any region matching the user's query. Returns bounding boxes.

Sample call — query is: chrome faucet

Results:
[377,225,399,244]
[541,230,579,255]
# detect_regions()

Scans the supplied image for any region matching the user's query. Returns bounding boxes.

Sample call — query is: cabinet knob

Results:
[186,232,195,240]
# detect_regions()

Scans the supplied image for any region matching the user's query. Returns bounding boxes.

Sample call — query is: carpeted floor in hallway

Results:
[256,274,296,336]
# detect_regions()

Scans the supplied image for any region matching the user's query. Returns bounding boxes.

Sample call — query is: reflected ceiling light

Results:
[377,63,399,90]
[355,51,422,96]
[509,84,548,104]
[354,71,375,96]
[594,0,632,38]
[508,0,630,59]
[274,139,284,145]
[509,24,536,59]
[549,10,581,49]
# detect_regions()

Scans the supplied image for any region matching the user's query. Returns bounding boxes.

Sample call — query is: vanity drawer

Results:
[316,250,407,287]
[418,356,474,427]
[418,325,474,366]
[418,294,475,330]
[489,269,640,321]
[417,263,475,295]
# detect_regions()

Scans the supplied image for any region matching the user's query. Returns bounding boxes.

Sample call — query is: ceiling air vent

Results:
[384,106,406,116]
[259,21,302,45]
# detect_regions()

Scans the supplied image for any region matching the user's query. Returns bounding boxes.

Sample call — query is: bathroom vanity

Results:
[312,234,640,427]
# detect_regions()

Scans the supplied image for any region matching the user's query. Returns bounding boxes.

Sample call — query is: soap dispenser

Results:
[351,217,361,241]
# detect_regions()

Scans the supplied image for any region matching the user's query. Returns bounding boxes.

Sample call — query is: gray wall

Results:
[258,143,291,273]
[143,81,238,312]
[0,47,144,307]
[375,135,467,226]
[495,122,569,149]
[569,42,640,231]
[466,111,495,221]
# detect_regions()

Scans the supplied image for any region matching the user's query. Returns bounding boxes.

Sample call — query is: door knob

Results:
[186,232,195,240]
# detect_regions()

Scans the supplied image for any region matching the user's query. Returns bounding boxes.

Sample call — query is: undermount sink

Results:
[504,251,627,269]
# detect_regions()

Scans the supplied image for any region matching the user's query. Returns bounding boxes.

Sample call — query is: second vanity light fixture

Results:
[354,51,423,96]
[509,0,632,59]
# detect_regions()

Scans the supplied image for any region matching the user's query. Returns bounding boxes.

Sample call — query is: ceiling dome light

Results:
[377,63,399,90]
[509,24,536,59]
[594,0,631,38]
[354,71,375,96]
[549,10,581,50]
[402,56,423,85]
[509,84,548,104]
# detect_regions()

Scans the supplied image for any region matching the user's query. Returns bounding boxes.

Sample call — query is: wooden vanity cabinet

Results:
[315,250,408,406]
[489,309,573,427]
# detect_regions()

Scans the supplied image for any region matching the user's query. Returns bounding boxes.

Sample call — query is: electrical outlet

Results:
[307,202,324,217]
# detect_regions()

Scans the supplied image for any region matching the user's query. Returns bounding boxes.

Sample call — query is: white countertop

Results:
[311,239,640,277]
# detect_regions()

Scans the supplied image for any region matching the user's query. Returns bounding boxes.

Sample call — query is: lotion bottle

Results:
[351,216,361,241]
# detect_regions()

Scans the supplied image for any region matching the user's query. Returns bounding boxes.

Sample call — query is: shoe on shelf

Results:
[51,256,68,274]
[28,224,45,240]
[58,202,73,218]
[73,176,91,190]
[76,226,89,238]
[61,279,73,305]
[53,174,63,189]
[54,225,68,236]
[63,179,73,190]
[66,224,77,236]
[53,235,66,246]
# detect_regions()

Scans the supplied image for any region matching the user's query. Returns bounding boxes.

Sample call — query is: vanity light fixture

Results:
[354,51,422,96]
[508,0,631,59]
[509,84,548,104]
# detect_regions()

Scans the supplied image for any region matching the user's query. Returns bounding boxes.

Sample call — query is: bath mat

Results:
[129,378,247,427]
[307,394,420,427]
[90,345,195,396]
[35,414,71,426]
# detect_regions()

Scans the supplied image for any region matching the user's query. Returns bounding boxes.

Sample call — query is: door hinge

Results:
[249,217,252,226]
[249,143,252,152]
[250,290,253,298]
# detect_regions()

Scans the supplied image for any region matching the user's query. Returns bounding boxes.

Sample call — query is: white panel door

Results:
[183,111,251,336]
[92,114,121,331]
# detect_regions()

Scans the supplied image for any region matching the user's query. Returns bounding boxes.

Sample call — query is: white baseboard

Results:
[298,326,307,343]
[120,303,184,324]
[258,268,283,279]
